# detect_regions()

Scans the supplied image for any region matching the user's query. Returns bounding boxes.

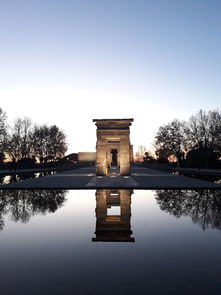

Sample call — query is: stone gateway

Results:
[93,118,134,176]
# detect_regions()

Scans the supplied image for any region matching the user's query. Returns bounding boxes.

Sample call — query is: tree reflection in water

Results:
[0,190,67,231]
[155,190,221,231]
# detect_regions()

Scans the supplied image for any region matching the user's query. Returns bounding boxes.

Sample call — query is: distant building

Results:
[78,152,96,162]
[60,153,78,163]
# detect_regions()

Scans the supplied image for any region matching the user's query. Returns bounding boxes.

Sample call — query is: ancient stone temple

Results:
[92,189,135,242]
[93,118,134,176]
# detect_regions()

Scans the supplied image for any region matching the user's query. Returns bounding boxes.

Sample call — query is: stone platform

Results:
[0,165,220,189]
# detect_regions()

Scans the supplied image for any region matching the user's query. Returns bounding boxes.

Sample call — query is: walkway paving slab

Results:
[0,166,220,189]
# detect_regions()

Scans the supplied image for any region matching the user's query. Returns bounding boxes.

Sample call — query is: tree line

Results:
[0,107,67,165]
[154,109,221,168]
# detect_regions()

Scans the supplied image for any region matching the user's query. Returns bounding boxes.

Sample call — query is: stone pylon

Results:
[93,119,134,176]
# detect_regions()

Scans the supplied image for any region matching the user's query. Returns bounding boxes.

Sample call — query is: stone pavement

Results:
[0,167,56,176]
[0,165,220,189]
[175,167,221,176]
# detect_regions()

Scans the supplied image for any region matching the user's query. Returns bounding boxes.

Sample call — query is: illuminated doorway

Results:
[110,149,118,168]
[93,119,134,176]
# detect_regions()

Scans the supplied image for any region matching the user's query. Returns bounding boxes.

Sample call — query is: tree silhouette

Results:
[30,124,67,162]
[0,107,68,164]
[0,108,8,160]
[154,109,221,167]
[7,117,33,160]
[186,109,221,151]
[155,119,186,165]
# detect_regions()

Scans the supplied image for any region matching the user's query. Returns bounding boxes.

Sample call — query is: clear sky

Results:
[0,0,220,153]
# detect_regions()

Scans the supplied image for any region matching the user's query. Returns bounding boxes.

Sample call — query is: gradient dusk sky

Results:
[0,0,220,153]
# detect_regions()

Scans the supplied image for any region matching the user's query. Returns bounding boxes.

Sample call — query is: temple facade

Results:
[93,118,134,176]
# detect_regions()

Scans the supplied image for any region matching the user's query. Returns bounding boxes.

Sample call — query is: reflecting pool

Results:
[0,189,221,295]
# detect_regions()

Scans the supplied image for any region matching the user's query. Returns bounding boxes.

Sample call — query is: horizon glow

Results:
[0,0,220,153]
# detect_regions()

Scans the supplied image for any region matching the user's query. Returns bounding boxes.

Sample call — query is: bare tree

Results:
[8,117,33,160]
[185,109,221,151]
[0,108,8,157]
[47,125,68,160]
[208,110,221,150]
[30,125,49,160]
[154,109,221,167]
[134,145,147,162]
[155,119,187,165]
[30,124,67,161]
[0,108,68,165]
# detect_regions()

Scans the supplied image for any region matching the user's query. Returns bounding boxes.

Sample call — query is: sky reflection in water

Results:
[0,189,221,295]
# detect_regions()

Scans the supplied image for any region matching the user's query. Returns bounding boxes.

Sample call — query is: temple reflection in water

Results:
[92,189,135,242]
[1,189,221,235]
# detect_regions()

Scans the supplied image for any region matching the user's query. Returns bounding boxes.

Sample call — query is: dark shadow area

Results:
[155,190,221,231]
[0,190,67,231]
[177,172,221,183]
[110,149,118,167]
[185,146,221,169]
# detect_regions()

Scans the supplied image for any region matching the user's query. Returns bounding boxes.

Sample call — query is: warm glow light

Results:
[0,1,219,155]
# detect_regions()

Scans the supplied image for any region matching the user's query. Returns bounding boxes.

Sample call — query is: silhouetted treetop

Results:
[0,108,8,159]
[154,109,221,167]
[0,107,68,162]
[31,124,67,161]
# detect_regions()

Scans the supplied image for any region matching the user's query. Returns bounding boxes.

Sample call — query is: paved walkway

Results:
[175,167,221,176]
[0,165,220,189]
[0,167,57,176]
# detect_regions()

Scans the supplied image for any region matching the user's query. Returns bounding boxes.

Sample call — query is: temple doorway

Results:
[93,119,134,176]
[111,149,118,168]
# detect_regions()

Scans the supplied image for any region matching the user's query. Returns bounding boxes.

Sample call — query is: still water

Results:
[0,189,221,295]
